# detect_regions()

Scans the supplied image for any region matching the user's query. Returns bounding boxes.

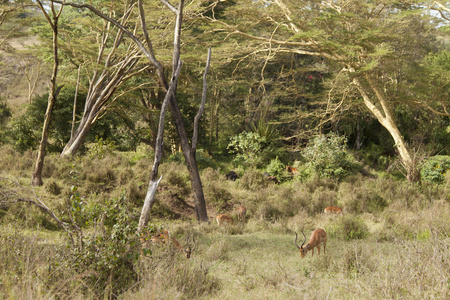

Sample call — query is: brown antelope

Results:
[216,214,235,225]
[324,206,343,214]
[286,165,298,174]
[236,205,247,223]
[294,229,327,258]
[142,230,196,258]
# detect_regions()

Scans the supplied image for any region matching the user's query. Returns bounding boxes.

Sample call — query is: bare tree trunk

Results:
[71,64,81,139]
[138,61,182,232]
[354,75,420,183]
[31,1,63,186]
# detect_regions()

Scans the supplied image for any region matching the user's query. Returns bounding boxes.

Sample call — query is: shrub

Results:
[196,149,218,169]
[331,215,369,240]
[9,115,39,153]
[204,184,233,211]
[239,168,269,191]
[265,156,288,181]
[339,182,388,214]
[420,155,450,184]
[301,133,361,181]
[69,194,140,298]
[86,136,117,159]
[45,180,61,196]
[165,149,217,170]
[228,131,267,166]
[342,244,375,277]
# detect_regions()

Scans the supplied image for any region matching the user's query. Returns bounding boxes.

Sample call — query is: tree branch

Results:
[192,48,211,150]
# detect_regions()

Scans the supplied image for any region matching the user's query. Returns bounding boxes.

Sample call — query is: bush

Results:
[239,168,269,191]
[69,194,140,298]
[420,155,450,184]
[228,131,267,166]
[301,133,361,181]
[265,156,288,181]
[330,215,369,241]
[196,149,218,169]
[339,181,388,214]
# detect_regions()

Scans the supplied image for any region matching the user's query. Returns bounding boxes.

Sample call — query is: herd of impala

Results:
[140,163,343,259]
[141,203,341,259]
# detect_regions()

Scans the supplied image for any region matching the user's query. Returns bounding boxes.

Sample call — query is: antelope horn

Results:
[294,232,301,249]
[186,233,191,245]
[300,231,306,248]
[191,233,197,252]
[294,231,307,249]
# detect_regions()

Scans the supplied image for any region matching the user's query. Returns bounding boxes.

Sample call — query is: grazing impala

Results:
[216,214,235,225]
[236,205,247,223]
[143,230,196,258]
[324,206,343,214]
[294,229,327,258]
[286,165,298,174]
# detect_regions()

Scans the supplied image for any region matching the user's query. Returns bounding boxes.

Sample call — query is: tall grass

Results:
[1,147,449,299]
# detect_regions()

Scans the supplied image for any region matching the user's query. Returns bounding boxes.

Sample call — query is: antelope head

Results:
[183,233,197,259]
[294,231,309,258]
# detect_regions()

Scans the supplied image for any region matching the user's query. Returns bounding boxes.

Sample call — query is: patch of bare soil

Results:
[158,185,196,219]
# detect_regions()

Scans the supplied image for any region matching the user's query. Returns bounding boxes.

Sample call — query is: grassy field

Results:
[0,146,449,299]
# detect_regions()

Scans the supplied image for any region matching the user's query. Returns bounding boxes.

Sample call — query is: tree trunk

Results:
[31,2,63,186]
[354,76,420,183]
[61,114,95,156]
[185,149,209,221]
[138,61,182,232]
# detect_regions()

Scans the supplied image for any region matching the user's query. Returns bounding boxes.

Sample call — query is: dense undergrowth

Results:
[0,145,449,299]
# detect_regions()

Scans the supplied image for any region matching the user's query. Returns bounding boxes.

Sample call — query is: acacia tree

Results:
[200,0,449,182]
[58,1,147,156]
[52,0,209,222]
[31,0,63,186]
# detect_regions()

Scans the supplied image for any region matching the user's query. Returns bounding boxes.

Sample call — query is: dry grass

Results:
[1,148,449,299]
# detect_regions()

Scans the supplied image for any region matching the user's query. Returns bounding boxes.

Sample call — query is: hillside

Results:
[0,35,50,113]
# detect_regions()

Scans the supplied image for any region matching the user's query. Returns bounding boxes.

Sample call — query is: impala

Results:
[324,206,343,214]
[286,165,298,174]
[236,205,247,223]
[216,214,235,225]
[143,230,196,258]
[294,228,327,258]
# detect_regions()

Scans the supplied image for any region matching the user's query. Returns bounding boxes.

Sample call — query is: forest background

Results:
[0,0,449,299]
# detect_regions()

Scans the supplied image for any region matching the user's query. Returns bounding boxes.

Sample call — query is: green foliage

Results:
[227,131,268,166]
[166,149,216,170]
[301,133,361,180]
[265,156,286,179]
[9,114,38,153]
[8,87,138,153]
[167,151,185,164]
[421,155,450,184]
[250,119,280,146]
[196,149,217,169]
[69,194,140,297]
[361,143,392,169]
[87,136,117,159]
